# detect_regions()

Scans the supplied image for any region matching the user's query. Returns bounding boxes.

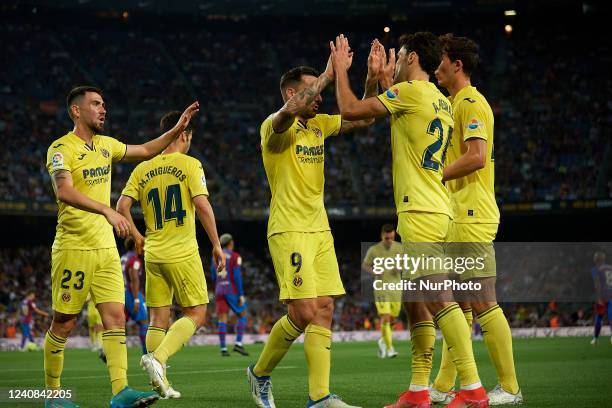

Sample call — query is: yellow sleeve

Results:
[46,142,73,174]
[260,115,296,153]
[376,81,420,115]
[121,166,141,201]
[319,114,342,139]
[188,159,209,198]
[363,245,376,265]
[105,136,128,162]
[459,100,488,142]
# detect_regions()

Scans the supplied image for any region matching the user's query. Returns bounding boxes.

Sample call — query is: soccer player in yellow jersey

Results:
[362,224,404,359]
[45,86,199,408]
[117,111,225,399]
[430,34,522,406]
[247,48,378,408]
[331,33,489,408]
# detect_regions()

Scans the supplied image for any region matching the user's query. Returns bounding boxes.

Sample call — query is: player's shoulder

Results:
[181,153,202,167]
[312,113,340,130]
[260,113,276,131]
[48,133,75,152]
[391,241,404,251]
[313,113,340,123]
[368,241,384,253]
[457,87,491,110]
[180,154,204,174]
[130,158,150,175]
[95,134,122,146]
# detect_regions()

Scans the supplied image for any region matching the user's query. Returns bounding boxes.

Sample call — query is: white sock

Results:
[461,382,483,391]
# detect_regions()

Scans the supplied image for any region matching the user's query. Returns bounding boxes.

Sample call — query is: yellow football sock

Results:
[433,308,473,392]
[44,331,66,389]
[102,329,128,395]
[146,326,167,353]
[410,321,436,387]
[89,327,95,346]
[382,322,393,349]
[304,324,332,401]
[435,304,480,387]
[254,315,303,376]
[479,305,519,394]
[153,317,197,365]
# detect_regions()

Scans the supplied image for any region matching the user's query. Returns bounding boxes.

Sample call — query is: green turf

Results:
[1,337,611,407]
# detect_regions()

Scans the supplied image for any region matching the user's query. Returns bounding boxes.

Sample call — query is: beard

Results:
[88,119,104,134]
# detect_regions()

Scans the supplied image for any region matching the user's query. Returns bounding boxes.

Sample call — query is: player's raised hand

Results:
[175,101,200,132]
[379,43,396,89]
[212,245,226,273]
[104,208,131,238]
[367,39,384,79]
[330,34,354,73]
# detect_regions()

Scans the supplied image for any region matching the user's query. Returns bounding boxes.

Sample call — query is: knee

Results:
[51,316,77,337]
[184,305,207,329]
[101,308,126,329]
[472,301,498,315]
[316,300,334,321]
[288,305,317,329]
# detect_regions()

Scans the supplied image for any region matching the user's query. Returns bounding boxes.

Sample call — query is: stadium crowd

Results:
[0,19,609,213]
[0,245,601,340]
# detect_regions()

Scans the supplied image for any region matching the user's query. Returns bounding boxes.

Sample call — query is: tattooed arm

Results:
[271,58,335,134]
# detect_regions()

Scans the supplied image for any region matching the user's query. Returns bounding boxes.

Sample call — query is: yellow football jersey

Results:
[377,80,453,217]
[261,113,341,238]
[121,152,208,263]
[446,86,499,224]
[363,241,404,284]
[46,132,127,250]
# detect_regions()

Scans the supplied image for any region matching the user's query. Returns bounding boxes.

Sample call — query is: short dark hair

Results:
[279,66,320,92]
[124,237,135,251]
[66,86,103,119]
[439,33,480,76]
[160,110,194,134]
[381,223,395,234]
[398,32,442,78]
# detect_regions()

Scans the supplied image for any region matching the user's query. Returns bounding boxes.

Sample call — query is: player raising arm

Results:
[331,34,489,408]
[246,43,379,408]
[117,110,225,399]
[44,85,198,408]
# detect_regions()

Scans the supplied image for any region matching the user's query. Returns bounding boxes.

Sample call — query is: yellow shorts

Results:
[375,301,402,317]
[448,222,498,280]
[268,231,345,301]
[397,211,450,280]
[87,301,102,327]
[145,252,209,308]
[51,248,124,315]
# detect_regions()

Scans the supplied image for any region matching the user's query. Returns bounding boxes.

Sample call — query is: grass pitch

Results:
[1,337,611,407]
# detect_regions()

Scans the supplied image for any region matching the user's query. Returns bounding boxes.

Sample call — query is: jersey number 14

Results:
[147,184,186,229]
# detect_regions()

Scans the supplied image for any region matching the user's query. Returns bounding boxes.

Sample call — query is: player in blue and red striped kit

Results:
[20,291,49,349]
[211,233,249,356]
[121,237,149,354]
[591,251,612,345]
